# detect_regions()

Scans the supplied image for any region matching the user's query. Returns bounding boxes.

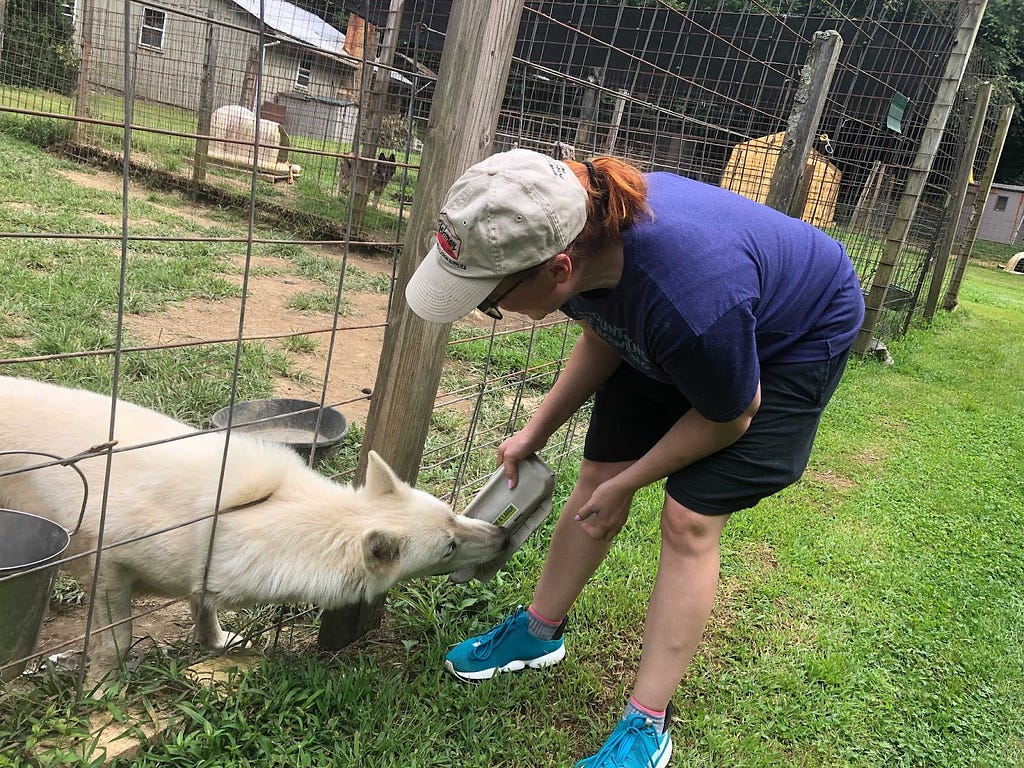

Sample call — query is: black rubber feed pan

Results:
[211,399,348,458]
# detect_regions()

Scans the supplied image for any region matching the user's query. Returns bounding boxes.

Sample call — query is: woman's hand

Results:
[573,478,634,540]
[497,428,546,488]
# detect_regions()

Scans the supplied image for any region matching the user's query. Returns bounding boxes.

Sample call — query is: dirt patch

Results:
[804,468,856,490]
[37,596,194,661]
[58,167,124,195]
[58,168,233,231]
[124,267,387,426]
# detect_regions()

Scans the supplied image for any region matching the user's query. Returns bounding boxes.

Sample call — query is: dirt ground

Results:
[58,167,393,427]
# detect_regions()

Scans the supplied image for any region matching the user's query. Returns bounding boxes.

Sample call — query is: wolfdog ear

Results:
[363,529,400,571]
[365,450,405,496]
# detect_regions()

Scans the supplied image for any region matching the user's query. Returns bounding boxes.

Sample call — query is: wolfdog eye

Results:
[445,539,458,557]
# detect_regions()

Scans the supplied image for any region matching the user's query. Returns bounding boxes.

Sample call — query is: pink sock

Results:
[624,697,667,732]
[525,605,563,640]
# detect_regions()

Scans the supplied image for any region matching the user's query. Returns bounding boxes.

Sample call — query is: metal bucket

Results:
[0,509,70,681]
[0,448,94,682]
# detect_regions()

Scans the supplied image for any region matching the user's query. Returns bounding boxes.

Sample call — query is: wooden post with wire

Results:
[854,0,989,355]
[317,0,528,649]
[192,14,217,184]
[349,0,405,225]
[942,101,1016,311]
[765,30,843,218]
[922,82,992,320]
[73,0,95,141]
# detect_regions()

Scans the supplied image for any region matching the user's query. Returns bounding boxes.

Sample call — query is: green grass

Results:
[3,261,1018,767]
[446,323,579,387]
[285,290,351,315]
[1,121,1022,765]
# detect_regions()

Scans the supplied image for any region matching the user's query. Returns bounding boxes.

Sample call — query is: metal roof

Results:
[229,0,345,56]
[228,0,411,85]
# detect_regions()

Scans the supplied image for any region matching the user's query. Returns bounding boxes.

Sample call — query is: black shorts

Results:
[583,350,852,515]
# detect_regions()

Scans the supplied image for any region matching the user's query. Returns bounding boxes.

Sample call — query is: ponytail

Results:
[566,156,650,254]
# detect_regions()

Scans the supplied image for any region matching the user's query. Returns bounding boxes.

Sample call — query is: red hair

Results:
[566,156,650,255]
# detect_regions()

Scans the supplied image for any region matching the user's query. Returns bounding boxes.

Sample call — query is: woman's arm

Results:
[499,322,622,482]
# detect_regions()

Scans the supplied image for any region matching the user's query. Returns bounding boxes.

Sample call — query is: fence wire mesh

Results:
[0,0,1008,702]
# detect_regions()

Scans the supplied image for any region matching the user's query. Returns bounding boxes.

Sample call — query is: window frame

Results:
[295,52,314,90]
[994,195,1009,213]
[138,7,167,51]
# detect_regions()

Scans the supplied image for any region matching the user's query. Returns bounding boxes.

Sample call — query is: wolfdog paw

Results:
[208,631,250,651]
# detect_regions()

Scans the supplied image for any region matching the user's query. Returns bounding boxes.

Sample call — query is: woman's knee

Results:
[558,459,635,525]
[659,499,728,557]
[575,458,634,492]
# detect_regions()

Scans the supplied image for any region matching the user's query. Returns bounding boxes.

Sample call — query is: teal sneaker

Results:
[443,607,565,682]
[575,712,672,768]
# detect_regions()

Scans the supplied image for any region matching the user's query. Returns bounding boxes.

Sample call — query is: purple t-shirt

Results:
[561,172,865,423]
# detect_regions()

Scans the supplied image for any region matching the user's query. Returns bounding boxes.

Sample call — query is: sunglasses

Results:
[477,257,559,320]
[475,274,532,319]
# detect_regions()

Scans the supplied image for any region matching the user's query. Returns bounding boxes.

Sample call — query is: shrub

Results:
[0,0,80,96]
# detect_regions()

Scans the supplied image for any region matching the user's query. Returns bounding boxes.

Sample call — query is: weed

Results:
[281,334,318,354]
[286,290,350,315]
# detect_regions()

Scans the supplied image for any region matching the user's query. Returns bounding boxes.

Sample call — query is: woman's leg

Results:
[631,497,730,710]
[530,457,635,622]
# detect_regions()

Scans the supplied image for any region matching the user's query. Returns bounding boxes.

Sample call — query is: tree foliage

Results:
[976,0,1024,183]
[0,0,79,96]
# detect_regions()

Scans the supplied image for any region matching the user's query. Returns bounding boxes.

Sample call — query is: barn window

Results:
[295,53,314,90]
[139,8,166,50]
[994,195,1008,212]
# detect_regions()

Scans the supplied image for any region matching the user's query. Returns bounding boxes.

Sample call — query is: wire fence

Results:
[0,0,1009,708]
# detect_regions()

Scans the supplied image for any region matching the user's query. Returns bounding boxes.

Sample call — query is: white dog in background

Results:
[0,376,507,685]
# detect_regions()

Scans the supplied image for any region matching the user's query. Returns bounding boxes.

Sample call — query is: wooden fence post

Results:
[604,88,630,154]
[192,15,217,183]
[922,82,991,320]
[765,30,843,217]
[317,0,527,649]
[943,102,1016,311]
[575,67,603,151]
[348,0,405,226]
[853,0,988,355]
[850,160,886,233]
[73,0,95,141]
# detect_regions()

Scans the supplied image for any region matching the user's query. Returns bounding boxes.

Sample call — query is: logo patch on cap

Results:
[436,212,462,264]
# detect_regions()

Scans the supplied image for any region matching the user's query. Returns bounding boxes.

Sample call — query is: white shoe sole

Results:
[444,644,565,683]
[651,734,672,768]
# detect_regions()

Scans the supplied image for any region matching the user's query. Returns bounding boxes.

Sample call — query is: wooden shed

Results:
[977,183,1024,245]
[720,132,841,228]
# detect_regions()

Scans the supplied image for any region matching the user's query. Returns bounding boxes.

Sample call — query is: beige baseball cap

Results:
[405,148,588,323]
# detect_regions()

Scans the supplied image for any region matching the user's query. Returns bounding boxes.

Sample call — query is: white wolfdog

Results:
[0,376,507,684]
